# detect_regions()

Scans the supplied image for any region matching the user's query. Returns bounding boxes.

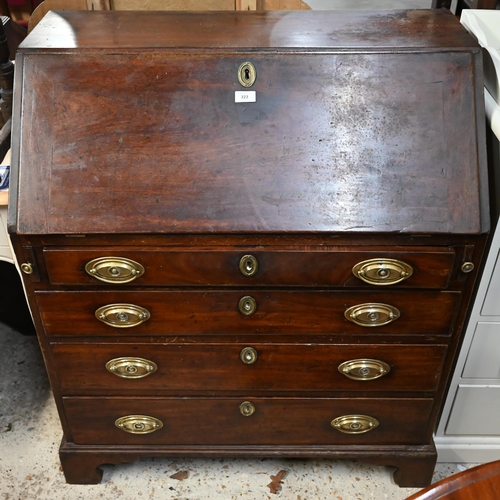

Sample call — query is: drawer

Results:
[63,396,434,446]
[43,246,455,288]
[51,342,447,394]
[36,290,461,336]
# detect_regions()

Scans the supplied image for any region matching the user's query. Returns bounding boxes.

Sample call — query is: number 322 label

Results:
[235,91,256,103]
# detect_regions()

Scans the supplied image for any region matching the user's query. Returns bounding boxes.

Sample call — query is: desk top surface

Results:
[20,9,478,52]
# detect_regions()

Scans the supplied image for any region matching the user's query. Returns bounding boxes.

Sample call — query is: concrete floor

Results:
[2,1,479,499]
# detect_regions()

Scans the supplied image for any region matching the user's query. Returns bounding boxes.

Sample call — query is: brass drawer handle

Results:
[345,303,400,327]
[96,303,151,328]
[239,401,256,417]
[352,258,413,286]
[106,357,158,379]
[331,415,379,434]
[239,255,259,277]
[85,257,145,284]
[115,415,163,434]
[240,347,258,365]
[238,296,257,316]
[338,359,391,381]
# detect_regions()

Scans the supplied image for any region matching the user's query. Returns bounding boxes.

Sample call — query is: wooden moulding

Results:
[59,440,437,487]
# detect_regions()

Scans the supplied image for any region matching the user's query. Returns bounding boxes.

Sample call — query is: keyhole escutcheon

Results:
[238,62,257,88]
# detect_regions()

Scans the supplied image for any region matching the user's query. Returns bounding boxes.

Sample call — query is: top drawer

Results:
[43,246,455,288]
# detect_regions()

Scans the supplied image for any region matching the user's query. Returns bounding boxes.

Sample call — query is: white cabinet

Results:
[435,10,500,462]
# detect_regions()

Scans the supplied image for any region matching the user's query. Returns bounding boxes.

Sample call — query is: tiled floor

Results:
[2,1,481,499]
[0,323,473,500]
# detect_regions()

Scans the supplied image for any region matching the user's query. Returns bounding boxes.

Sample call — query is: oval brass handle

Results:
[240,347,258,365]
[238,296,257,316]
[239,255,259,277]
[352,258,413,286]
[96,303,151,328]
[106,357,158,379]
[115,415,163,434]
[85,257,145,284]
[338,359,391,381]
[331,415,379,434]
[345,303,400,327]
[239,401,256,417]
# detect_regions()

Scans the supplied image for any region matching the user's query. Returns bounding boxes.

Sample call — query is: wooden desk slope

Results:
[8,9,489,486]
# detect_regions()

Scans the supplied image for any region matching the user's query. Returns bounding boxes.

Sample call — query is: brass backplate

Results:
[338,358,391,381]
[345,303,400,327]
[115,415,163,434]
[331,415,379,434]
[96,303,151,328]
[352,258,413,286]
[106,357,158,379]
[85,256,145,284]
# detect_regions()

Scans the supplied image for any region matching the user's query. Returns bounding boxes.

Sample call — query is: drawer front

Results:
[36,290,460,336]
[43,247,455,288]
[51,343,447,394]
[63,396,434,446]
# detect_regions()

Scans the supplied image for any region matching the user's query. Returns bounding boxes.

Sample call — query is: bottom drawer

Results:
[63,397,434,446]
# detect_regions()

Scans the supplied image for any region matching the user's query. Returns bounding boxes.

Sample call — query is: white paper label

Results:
[235,91,256,103]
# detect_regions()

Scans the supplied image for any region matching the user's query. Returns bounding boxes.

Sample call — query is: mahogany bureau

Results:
[8,9,489,486]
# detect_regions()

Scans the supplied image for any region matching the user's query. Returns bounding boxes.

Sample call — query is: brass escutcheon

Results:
[345,303,400,327]
[115,415,163,434]
[240,347,258,365]
[238,62,257,88]
[21,263,34,275]
[352,258,413,286]
[338,359,391,381]
[239,255,259,277]
[106,357,158,379]
[238,296,257,316]
[85,256,145,284]
[239,401,256,417]
[331,415,379,434]
[95,303,151,328]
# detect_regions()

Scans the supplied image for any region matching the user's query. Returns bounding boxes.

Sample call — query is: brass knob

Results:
[352,258,413,286]
[240,347,258,365]
[239,401,256,417]
[338,359,391,381]
[461,262,475,273]
[345,303,400,327]
[95,303,151,328]
[238,296,257,316]
[85,257,145,284]
[106,357,158,379]
[239,255,259,277]
[331,415,379,434]
[115,415,163,434]
[21,263,34,275]
[238,61,257,88]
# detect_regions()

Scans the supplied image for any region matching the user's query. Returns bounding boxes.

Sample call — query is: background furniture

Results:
[406,460,500,500]
[435,9,500,464]
[432,0,499,15]
[26,0,310,33]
